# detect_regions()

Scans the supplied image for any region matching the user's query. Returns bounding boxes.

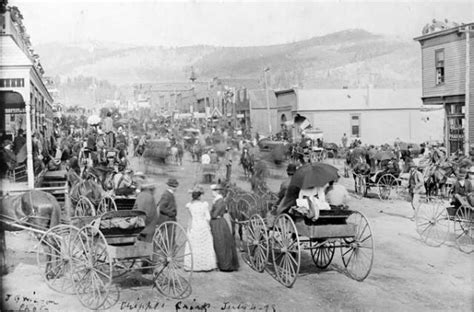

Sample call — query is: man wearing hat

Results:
[276,163,297,206]
[407,162,425,219]
[134,178,158,243]
[451,167,473,210]
[157,178,179,225]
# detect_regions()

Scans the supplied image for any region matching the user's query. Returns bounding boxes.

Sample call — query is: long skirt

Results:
[210,218,239,271]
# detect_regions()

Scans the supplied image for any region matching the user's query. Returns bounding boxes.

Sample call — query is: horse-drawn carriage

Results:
[227,163,374,286]
[2,190,193,310]
[415,196,473,254]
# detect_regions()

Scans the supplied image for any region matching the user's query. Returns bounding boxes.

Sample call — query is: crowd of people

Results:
[134,177,239,272]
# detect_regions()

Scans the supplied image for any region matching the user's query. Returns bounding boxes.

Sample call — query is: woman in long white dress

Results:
[184,185,217,271]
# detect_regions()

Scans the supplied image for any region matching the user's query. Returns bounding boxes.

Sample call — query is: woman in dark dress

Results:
[209,184,239,272]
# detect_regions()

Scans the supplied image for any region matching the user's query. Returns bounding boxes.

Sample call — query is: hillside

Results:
[36,29,421,91]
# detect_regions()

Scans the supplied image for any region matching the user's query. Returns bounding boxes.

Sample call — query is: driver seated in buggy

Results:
[451,167,474,209]
[371,157,400,183]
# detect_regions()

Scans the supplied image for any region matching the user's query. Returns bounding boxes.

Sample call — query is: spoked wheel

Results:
[75,196,96,217]
[69,225,112,310]
[310,240,335,269]
[354,174,367,199]
[152,222,193,299]
[415,200,449,247]
[245,214,269,272]
[97,195,117,215]
[377,174,398,200]
[454,206,474,254]
[113,259,139,278]
[271,214,300,287]
[341,211,374,281]
[36,224,79,294]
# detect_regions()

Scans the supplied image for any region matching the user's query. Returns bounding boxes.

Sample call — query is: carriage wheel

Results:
[69,225,112,310]
[310,241,335,269]
[245,215,269,272]
[97,195,117,215]
[75,196,96,217]
[271,214,300,287]
[454,206,474,254]
[36,224,79,294]
[152,222,193,299]
[377,174,398,200]
[354,174,367,199]
[112,259,139,278]
[415,200,449,247]
[341,211,374,281]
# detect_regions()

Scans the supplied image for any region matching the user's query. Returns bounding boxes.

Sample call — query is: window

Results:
[435,49,445,85]
[351,114,360,137]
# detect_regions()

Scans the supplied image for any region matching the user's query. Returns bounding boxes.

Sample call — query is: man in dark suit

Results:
[157,178,179,224]
[133,179,157,243]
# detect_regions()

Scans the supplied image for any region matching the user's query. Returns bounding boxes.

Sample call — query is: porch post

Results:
[25,100,34,189]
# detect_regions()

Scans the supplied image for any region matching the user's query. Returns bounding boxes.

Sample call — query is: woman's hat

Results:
[136,177,156,190]
[166,178,179,188]
[188,185,204,194]
[226,147,232,151]
[286,163,297,174]
[210,183,225,191]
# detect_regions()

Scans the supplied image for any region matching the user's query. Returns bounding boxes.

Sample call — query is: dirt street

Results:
[2,152,473,312]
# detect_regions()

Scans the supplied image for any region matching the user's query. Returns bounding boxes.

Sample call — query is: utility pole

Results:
[264,67,272,136]
[460,25,474,155]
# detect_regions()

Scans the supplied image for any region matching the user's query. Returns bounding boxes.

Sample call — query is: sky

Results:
[9,0,474,47]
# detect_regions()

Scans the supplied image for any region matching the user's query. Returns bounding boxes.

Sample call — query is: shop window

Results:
[435,49,445,85]
[351,114,360,137]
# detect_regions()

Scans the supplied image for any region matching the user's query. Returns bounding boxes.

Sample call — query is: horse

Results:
[1,190,63,276]
[240,149,254,178]
[424,162,456,198]
[347,152,371,194]
[69,177,105,215]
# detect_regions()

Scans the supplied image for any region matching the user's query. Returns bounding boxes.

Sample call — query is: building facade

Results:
[0,5,53,142]
[274,88,444,146]
[414,21,474,155]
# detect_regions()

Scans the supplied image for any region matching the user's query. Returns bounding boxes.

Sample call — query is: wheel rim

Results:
[70,225,112,310]
[415,200,449,247]
[271,214,300,287]
[311,241,335,269]
[454,206,474,253]
[246,215,269,272]
[36,225,78,294]
[341,211,374,281]
[97,195,117,215]
[378,175,396,200]
[75,196,95,217]
[152,222,193,299]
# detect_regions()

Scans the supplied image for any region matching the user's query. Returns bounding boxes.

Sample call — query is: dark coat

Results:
[157,190,177,224]
[134,189,158,242]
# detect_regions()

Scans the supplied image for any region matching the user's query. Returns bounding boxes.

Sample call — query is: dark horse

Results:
[424,162,456,198]
[1,190,63,275]
[240,149,254,178]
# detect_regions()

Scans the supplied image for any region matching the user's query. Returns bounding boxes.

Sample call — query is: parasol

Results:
[374,150,396,161]
[276,162,339,215]
[289,162,339,190]
[86,115,101,125]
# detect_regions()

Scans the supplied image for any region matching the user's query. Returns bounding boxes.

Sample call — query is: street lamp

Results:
[263,67,272,136]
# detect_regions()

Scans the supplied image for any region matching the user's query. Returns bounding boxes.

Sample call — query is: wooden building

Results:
[414,21,474,155]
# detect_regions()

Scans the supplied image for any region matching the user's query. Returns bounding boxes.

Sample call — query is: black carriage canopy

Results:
[276,163,339,215]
